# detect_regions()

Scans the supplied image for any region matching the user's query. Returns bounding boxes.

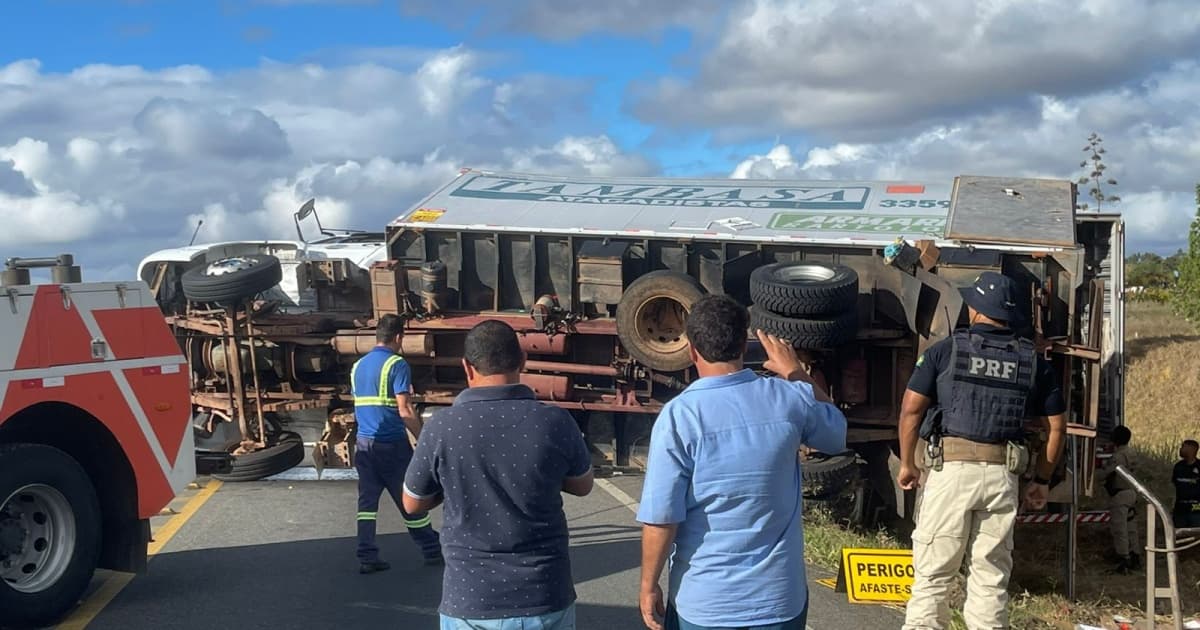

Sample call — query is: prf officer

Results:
[897,272,1067,630]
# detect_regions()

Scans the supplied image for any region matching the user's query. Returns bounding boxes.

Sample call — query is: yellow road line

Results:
[55,573,134,630]
[147,480,222,556]
[55,479,223,630]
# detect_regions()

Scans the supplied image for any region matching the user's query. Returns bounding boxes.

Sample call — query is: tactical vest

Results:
[934,330,1036,444]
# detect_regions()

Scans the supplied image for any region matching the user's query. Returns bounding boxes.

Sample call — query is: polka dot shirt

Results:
[403,383,592,619]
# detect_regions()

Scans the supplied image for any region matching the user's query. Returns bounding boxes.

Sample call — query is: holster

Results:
[923,435,944,472]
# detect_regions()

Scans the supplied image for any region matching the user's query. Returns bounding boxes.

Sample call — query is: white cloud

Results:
[0,59,40,86]
[0,51,648,277]
[133,97,291,160]
[729,65,1200,253]
[505,136,655,176]
[632,0,1200,139]
[0,138,125,246]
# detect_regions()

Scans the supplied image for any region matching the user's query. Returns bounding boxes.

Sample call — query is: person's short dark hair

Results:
[685,295,749,363]
[1111,425,1132,446]
[376,313,405,342]
[1184,439,1199,450]
[464,320,524,375]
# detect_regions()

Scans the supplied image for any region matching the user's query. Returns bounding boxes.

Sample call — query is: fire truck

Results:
[0,255,196,628]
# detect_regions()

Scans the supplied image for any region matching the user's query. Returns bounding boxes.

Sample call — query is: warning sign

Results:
[838,548,914,604]
[406,208,445,223]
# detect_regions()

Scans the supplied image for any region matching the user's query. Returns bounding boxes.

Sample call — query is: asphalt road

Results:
[62,471,902,630]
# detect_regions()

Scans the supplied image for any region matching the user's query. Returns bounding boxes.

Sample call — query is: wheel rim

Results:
[0,484,76,594]
[205,257,259,277]
[775,265,837,283]
[634,295,690,355]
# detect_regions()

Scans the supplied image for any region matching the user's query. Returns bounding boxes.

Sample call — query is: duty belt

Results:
[940,436,1007,464]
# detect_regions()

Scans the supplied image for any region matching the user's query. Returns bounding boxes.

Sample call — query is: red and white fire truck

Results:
[0,255,196,628]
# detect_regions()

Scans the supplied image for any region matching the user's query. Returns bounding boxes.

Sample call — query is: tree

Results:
[1076,132,1121,212]
[1171,183,1200,323]
[1127,253,1174,288]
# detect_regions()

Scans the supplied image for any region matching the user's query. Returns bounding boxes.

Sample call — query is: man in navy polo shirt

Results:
[637,294,847,630]
[403,319,593,630]
[350,314,442,573]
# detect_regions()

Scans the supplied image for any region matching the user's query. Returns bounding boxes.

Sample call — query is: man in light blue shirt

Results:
[637,295,848,630]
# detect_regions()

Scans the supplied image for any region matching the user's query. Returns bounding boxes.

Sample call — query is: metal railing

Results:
[1115,465,1200,630]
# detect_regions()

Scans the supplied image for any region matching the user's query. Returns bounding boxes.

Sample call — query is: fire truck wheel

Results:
[180,254,283,305]
[616,271,708,372]
[748,305,858,349]
[0,443,102,629]
[750,262,859,317]
[211,431,305,482]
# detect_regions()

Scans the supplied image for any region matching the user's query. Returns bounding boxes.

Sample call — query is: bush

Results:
[1131,287,1172,303]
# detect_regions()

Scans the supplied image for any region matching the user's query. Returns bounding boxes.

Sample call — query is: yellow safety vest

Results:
[351,353,406,408]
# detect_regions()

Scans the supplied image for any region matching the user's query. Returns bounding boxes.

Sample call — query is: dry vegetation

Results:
[802,301,1200,629]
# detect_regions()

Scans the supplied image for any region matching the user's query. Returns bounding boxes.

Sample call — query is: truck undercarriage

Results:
[140,171,1124,529]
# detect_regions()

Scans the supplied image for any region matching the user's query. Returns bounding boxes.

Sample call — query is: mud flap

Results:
[312,409,357,479]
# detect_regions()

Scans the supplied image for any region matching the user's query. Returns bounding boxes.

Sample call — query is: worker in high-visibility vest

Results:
[350,314,442,573]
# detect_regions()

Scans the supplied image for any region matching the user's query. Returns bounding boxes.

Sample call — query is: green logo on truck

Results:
[768,212,947,235]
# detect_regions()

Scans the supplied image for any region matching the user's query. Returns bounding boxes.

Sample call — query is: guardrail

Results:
[1115,465,1200,630]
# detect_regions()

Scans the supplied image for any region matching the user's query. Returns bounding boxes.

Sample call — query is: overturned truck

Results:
[139,170,1124,523]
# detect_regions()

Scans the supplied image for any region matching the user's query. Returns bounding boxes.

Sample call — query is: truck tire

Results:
[211,431,304,482]
[180,254,282,305]
[616,271,707,372]
[750,262,859,317]
[748,305,858,349]
[801,451,859,499]
[0,444,102,629]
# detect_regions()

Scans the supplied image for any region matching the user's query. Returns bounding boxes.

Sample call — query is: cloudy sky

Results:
[2,0,1198,280]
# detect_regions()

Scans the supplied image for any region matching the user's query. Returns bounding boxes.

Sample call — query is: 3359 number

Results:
[879,199,950,208]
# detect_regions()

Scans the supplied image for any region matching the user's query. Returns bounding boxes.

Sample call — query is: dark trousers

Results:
[1174,502,1200,529]
[355,437,441,562]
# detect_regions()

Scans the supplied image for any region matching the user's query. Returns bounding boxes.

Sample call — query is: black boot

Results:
[360,560,391,574]
[1127,552,1142,570]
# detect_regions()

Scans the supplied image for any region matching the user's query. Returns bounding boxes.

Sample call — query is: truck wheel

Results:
[211,431,304,482]
[749,305,858,349]
[180,254,282,305]
[801,451,859,499]
[616,271,707,372]
[750,262,859,317]
[0,444,102,629]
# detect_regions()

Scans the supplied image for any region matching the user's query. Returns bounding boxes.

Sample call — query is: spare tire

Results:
[211,431,304,482]
[616,271,707,372]
[750,262,858,317]
[181,254,283,305]
[749,305,858,349]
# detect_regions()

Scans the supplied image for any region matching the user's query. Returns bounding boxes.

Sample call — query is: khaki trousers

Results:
[1108,488,1139,557]
[903,461,1018,630]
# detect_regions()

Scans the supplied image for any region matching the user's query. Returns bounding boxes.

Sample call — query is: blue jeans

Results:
[664,600,808,630]
[439,603,576,630]
[355,438,441,562]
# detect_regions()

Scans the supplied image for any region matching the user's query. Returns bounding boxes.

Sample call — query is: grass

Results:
[801,301,1200,629]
